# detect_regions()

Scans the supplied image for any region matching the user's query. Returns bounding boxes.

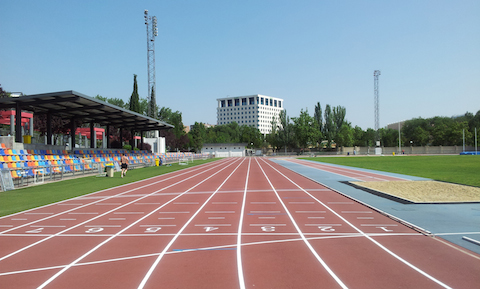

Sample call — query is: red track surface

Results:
[0,157,479,288]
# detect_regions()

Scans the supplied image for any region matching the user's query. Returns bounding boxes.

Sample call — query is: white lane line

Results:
[85,225,121,228]
[249,211,281,213]
[68,212,98,215]
[3,158,239,266]
[259,217,276,219]
[262,158,453,289]
[30,225,66,228]
[0,158,230,233]
[139,225,176,227]
[295,211,326,213]
[11,219,27,221]
[256,158,348,289]
[108,218,126,221]
[60,219,77,221]
[24,213,54,215]
[208,217,225,220]
[289,202,315,204]
[135,203,162,205]
[35,158,243,289]
[158,217,175,220]
[159,211,190,214]
[308,217,325,219]
[361,224,398,227]
[249,224,287,226]
[357,217,374,220]
[95,203,122,206]
[236,160,249,289]
[0,232,423,277]
[137,158,246,289]
[305,224,342,227]
[113,212,144,215]
[213,202,238,204]
[250,202,276,204]
[194,224,232,227]
[205,211,235,213]
[58,203,83,206]
[341,211,372,214]
[328,202,354,205]
[173,202,199,205]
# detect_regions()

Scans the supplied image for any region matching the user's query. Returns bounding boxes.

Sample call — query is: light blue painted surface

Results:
[273,158,480,255]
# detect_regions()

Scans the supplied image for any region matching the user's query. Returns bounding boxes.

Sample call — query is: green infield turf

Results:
[0,158,218,217]
[301,155,480,187]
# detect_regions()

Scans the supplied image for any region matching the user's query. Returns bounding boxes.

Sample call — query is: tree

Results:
[266,116,280,151]
[333,106,346,134]
[323,105,335,148]
[0,84,9,98]
[292,108,319,150]
[129,74,140,113]
[336,122,354,147]
[188,122,206,152]
[313,102,323,144]
[148,87,157,118]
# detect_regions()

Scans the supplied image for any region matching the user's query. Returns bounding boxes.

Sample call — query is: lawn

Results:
[300,155,480,187]
[0,159,218,217]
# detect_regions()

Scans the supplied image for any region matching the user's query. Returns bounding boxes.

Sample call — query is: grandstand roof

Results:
[0,90,173,131]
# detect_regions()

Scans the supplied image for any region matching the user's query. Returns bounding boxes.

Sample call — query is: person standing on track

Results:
[121,153,129,178]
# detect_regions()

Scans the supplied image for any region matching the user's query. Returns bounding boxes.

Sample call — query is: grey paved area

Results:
[273,158,480,255]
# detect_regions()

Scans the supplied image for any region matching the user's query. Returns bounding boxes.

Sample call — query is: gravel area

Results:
[351,180,480,203]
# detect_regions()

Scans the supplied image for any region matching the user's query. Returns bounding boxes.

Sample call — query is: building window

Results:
[235,99,240,106]
[249,97,255,105]
[274,100,277,107]
[221,100,226,107]
[227,99,232,107]
[261,97,264,105]
[242,98,247,105]
[269,98,273,106]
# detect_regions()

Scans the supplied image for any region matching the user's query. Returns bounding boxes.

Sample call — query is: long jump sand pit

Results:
[351,180,480,203]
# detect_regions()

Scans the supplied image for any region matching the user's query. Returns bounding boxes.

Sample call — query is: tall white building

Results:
[217,94,284,134]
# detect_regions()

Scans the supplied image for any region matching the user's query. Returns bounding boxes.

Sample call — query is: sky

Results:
[1,0,479,129]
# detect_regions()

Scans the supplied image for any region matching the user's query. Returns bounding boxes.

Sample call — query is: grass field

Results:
[301,155,480,187]
[0,159,217,217]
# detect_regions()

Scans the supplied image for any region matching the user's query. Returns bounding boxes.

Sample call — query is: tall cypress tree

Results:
[129,74,140,113]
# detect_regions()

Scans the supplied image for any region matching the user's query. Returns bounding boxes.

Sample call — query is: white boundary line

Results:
[36,158,243,289]
[236,157,250,289]
[261,158,453,289]
[136,158,247,289]
[255,158,349,289]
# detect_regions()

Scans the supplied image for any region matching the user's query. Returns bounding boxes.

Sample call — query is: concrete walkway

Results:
[273,158,480,255]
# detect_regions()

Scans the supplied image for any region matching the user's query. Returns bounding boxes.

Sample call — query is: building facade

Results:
[216,95,284,134]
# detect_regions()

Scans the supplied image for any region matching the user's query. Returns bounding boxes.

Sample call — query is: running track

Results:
[0,157,479,288]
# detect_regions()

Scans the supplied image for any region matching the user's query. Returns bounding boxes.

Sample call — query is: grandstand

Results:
[0,142,209,190]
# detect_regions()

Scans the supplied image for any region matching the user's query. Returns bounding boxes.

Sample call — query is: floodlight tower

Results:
[374,70,381,142]
[144,10,158,119]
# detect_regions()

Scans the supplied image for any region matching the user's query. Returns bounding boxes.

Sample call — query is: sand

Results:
[351,180,480,203]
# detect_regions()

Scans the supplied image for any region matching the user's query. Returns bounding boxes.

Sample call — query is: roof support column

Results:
[119,128,123,148]
[90,122,95,148]
[106,125,110,149]
[140,131,144,150]
[130,129,135,149]
[46,113,52,145]
[15,102,22,143]
[70,117,76,153]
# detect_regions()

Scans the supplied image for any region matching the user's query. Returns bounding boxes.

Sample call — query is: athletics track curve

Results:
[0,157,479,288]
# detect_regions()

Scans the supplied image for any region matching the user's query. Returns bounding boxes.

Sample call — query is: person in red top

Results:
[121,153,129,178]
